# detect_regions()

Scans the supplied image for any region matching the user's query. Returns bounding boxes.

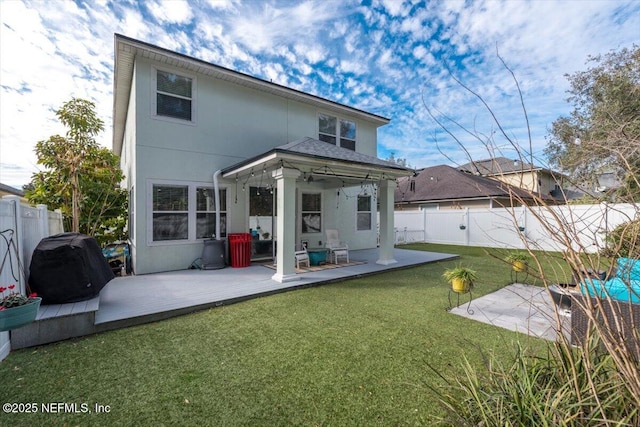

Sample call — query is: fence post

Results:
[464,208,470,246]
[37,204,49,238]
[521,206,527,250]
[422,209,427,242]
[54,209,63,234]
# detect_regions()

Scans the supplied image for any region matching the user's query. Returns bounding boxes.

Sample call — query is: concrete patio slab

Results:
[449,283,571,341]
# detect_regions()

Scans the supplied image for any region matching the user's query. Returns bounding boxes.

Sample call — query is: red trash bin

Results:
[228,233,252,268]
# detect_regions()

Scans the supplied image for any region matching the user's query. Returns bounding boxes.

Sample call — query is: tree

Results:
[545,45,640,200]
[26,98,127,244]
[386,152,410,168]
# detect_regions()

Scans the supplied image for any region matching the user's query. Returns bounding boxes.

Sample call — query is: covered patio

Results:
[11,248,457,349]
[219,137,413,283]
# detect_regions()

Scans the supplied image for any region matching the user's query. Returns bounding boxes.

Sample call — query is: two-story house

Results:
[112,34,409,281]
[459,157,562,196]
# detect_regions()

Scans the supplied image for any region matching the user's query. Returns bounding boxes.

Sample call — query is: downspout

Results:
[213,169,222,240]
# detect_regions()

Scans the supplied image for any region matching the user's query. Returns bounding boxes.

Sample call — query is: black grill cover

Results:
[29,232,114,304]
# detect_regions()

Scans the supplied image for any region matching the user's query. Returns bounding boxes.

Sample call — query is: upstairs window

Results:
[156,70,193,121]
[318,113,356,151]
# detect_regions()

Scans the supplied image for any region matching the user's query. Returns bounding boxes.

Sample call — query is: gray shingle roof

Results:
[395,164,551,203]
[459,157,545,175]
[275,137,408,171]
[0,183,25,197]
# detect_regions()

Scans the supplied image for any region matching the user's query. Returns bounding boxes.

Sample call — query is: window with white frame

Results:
[156,69,193,121]
[301,193,322,233]
[152,184,189,241]
[318,113,356,151]
[197,187,227,239]
[150,183,226,243]
[357,195,372,231]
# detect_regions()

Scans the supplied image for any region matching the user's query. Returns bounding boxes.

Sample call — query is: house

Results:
[0,183,27,203]
[112,34,410,281]
[458,157,563,196]
[395,165,553,210]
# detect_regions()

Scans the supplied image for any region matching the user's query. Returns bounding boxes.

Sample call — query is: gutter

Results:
[213,169,222,240]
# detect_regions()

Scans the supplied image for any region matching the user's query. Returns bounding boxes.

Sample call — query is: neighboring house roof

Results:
[395,165,553,204]
[0,183,25,197]
[459,157,552,176]
[223,137,410,180]
[112,34,390,156]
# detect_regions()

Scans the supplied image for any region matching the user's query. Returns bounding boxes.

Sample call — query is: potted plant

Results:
[0,285,42,332]
[505,252,529,272]
[442,266,478,293]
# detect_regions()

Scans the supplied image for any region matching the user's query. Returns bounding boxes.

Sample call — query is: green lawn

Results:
[0,244,555,426]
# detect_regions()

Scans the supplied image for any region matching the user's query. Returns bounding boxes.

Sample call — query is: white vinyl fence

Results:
[1,196,64,361]
[394,204,638,253]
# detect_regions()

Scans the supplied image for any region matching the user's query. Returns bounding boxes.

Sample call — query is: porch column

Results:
[377,179,397,265]
[271,167,300,283]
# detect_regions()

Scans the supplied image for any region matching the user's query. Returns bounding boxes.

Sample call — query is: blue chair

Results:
[579,257,640,304]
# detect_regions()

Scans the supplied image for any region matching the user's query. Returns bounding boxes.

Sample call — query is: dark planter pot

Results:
[0,298,42,332]
[548,284,574,311]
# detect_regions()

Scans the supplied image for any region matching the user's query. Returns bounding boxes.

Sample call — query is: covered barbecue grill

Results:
[29,232,114,304]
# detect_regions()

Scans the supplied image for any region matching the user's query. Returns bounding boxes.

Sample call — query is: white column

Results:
[377,179,397,265]
[271,167,300,283]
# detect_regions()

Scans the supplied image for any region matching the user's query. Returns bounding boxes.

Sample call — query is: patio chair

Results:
[294,244,310,269]
[325,229,349,264]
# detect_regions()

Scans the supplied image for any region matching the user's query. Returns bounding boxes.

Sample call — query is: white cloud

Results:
[0,0,638,189]
[205,0,237,10]
[230,1,348,53]
[378,0,409,17]
[293,43,326,64]
[147,0,193,24]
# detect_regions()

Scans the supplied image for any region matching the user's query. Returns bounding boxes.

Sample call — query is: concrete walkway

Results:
[449,283,571,341]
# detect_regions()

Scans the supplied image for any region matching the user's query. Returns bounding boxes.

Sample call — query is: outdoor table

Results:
[307,248,328,266]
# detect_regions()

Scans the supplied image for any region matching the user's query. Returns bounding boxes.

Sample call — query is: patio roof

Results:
[221,137,412,182]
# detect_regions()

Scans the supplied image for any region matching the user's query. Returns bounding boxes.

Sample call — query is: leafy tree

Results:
[26,98,127,244]
[545,45,640,201]
[386,152,410,167]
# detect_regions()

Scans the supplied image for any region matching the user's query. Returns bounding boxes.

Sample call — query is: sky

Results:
[1,0,638,190]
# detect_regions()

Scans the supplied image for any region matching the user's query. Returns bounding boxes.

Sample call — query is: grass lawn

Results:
[0,244,558,426]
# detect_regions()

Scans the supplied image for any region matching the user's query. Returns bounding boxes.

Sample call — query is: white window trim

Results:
[146,180,228,246]
[151,66,197,126]
[356,194,373,232]
[317,111,356,150]
[129,186,135,245]
[300,191,322,235]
